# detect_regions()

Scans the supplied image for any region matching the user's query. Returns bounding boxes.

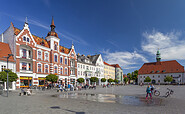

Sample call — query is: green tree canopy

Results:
[108,78,114,83]
[90,77,98,82]
[45,74,58,83]
[101,78,106,82]
[144,77,151,83]
[0,70,18,82]
[124,77,129,84]
[114,79,118,84]
[77,78,84,83]
[164,76,173,83]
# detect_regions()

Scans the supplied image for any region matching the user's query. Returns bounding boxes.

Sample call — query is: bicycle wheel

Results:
[154,90,160,96]
[170,90,174,95]
[166,92,170,97]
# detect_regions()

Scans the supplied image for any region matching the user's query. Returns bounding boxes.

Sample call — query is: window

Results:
[81,65,82,68]
[65,58,67,65]
[38,64,41,72]
[1,65,6,71]
[45,65,48,73]
[54,66,57,73]
[45,53,49,61]
[158,75,160,78]
[158,80,160,83]
[86,66,89,70]
[27,37,29,42]
[78,64,80,68]
[78,71,80,75]
[65,68,67,75]
[54,44,57,51]
[23,36,26,41]
[22,49,27,58]
[54,55,58,62]
[38,51,42,59]
[60,67,63,74]
[153,76,154,78]
[83,65,85,69]
[22,62,27,70]
[60,57,63,64]
[28,63,31,70]
[28,50,31,58]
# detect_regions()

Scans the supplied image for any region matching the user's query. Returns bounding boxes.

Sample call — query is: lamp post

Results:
[3,54,14,97]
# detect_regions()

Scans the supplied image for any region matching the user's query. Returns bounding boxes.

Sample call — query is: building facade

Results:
[138,50,184,84]
[111,64,123,84]
[77,54,104,85]
[104,62,115,80]
[0,17,77,89]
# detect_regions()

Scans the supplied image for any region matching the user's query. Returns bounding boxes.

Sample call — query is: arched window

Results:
[54,44,57,51]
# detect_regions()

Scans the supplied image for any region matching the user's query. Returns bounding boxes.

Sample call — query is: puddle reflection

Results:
[53,93,163,106]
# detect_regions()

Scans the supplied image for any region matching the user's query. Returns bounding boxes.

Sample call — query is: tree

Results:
[108,78,114,83]
[77,78,84,83]
[164,76,173,84]
[114,79,118,84]
[144,77,151,83]
[90,77,98,83]
[45,74,58,84]
[127,73,132,80]
[0,70,18,82]
[124,77,129,84]
[101,78,106,82]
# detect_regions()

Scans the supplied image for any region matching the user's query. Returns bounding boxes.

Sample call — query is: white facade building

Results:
[77,54,104,85]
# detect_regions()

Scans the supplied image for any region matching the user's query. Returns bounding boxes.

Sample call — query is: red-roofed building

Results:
[0,17,77,89]
[138,50,184,84]
[110,64,123,84]
[0,42,16,90]
[104,62,115,80]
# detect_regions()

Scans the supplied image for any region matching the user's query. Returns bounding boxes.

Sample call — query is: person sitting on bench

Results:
[20,87,27,96]
[26,87,31,96]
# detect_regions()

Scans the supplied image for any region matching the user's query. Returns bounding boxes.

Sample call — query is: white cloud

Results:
[142,30,185,60]
[102,50,148,69]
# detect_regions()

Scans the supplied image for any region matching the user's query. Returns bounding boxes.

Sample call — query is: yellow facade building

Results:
[104,62,115,80]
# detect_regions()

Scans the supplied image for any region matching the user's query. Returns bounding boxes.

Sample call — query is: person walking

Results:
[146,85,152,99]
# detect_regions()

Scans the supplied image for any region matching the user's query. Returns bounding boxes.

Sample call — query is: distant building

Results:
[104,62,115,80]
[138,50,184,84]
[77,54,104,85]
[111,64,123,84]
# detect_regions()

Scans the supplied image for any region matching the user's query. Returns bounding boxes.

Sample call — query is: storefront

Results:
[20,77,32,88]
[38,77,46,87]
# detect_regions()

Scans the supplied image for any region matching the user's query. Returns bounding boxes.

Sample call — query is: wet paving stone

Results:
[51,93,164,106]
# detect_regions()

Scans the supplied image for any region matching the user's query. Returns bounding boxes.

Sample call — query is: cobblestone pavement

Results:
[0,85,185,114]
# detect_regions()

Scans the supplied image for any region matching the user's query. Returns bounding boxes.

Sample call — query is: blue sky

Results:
[1,0,185,74]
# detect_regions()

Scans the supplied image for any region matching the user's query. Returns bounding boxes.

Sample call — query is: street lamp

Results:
[3,54,14,97]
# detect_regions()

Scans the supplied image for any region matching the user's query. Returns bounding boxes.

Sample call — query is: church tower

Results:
[156,49,161,62]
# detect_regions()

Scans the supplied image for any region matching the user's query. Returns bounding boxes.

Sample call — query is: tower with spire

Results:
[45,16,60,51]
[156,49,161,62]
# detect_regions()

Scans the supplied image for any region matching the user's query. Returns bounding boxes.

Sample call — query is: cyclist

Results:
[150,84,155,94]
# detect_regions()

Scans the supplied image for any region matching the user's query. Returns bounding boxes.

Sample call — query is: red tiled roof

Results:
[138,60,184,75]
[59,45,70,54]
[104,61,112,66]
[0,42,15,62]
[111,64,122,69]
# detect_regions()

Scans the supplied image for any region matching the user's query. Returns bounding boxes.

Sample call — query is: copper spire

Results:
[51,16,55,26]
[50,16,55,32]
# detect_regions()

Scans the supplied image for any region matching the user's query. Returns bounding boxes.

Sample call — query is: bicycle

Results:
[165,88,174,98]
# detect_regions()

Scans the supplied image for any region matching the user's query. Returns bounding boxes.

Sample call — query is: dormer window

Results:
[54,44,57,51]
[40,40,45,46]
